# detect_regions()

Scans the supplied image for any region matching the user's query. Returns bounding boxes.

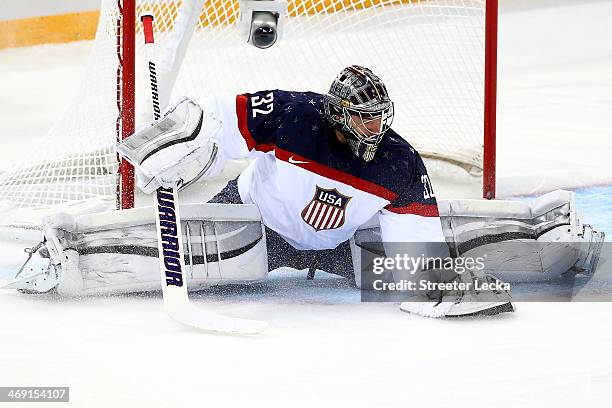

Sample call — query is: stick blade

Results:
[0,278,23,290]
[166,303,268,335]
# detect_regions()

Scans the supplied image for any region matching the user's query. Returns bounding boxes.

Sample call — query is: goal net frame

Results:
[117,0,497,206]
[0,0,498,236]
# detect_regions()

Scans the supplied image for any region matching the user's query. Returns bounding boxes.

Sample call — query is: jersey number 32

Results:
[251,92,274,117]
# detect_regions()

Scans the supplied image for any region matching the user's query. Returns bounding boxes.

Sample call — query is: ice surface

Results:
[574,185,612,239]
[1,1,612,407]
[1,268,612,407]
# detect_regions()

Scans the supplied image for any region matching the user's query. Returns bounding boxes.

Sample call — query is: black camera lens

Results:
[252,25,276,49]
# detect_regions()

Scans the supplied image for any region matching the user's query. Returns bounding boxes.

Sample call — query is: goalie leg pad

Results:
[350,190,604,288]
[42,204,268,296]
[439,189,604,281]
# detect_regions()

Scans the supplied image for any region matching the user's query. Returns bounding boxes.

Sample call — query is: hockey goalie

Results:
[9,66,604,318]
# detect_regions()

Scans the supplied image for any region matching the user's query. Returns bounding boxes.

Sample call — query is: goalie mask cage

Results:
[0,0,497,228]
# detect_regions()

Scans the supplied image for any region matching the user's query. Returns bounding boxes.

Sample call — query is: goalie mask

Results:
[324,65,394,162]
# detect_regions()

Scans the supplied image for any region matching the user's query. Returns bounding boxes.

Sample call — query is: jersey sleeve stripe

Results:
[384,202,440,217]
[275,148,397,201]
[236,94,257,150]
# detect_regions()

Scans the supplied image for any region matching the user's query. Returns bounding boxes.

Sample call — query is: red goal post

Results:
[118,0,136,209]
[483,0,497,200]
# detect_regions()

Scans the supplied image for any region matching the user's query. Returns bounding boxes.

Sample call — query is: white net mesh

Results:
[0,0,486,216]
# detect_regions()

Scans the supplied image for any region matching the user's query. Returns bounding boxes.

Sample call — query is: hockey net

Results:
[0,0,495,232]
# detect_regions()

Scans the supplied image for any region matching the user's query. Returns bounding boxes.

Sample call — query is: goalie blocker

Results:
[6,190,603,297]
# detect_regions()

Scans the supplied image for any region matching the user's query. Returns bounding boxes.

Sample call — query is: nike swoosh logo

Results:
[288,156,309,165]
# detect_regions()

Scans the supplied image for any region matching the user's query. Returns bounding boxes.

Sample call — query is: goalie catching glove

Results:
[117,97,224,193]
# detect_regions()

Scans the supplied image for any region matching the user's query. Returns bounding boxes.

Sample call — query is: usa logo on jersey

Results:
[301,186,351,231]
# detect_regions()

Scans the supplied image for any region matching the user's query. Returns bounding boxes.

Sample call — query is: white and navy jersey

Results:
[202,90,445,250]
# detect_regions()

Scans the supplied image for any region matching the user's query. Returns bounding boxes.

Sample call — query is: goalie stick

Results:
[139,13,267,335]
